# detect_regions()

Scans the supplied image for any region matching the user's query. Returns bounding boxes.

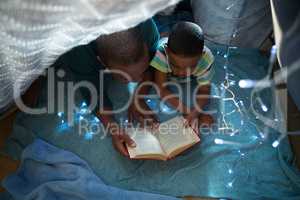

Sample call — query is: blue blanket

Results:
[2,139,179,200]
[2,42,300,200]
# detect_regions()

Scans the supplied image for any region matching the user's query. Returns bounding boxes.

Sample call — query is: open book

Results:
[126,116,200,161]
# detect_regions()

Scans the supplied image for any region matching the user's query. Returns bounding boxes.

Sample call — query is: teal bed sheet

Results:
[2,42,300,200]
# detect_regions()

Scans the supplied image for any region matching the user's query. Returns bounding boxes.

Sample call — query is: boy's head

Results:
[166,22,204,77]
[96,26,149,82]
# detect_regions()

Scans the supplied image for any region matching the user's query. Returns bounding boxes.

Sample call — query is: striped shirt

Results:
[150,37,215,85]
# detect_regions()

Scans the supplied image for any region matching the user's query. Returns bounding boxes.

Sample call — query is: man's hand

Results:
[111,129,136,157]
[128,99,159,129]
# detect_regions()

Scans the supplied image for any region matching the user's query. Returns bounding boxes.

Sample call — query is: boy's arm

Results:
[96,108,136,157]
[192,84,211,114]
[184,84,213,132]
[154,70,189,114]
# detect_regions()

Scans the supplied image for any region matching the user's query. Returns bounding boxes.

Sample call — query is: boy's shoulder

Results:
[150,37,170,73]
[156,37,168,54]
[202,45,215,64]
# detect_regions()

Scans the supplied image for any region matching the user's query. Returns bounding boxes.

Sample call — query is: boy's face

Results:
[99,44,149,83]
[166,47,202,77]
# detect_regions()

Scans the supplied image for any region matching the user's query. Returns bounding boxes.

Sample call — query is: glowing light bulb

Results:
[127,82,138,94]
[229,80,235,86]
[238,150,245,156]
[257,97,268,112]
[259,132,266,139]
[261,104,268,112]
[271,45,277,55]
[272,140,279,148]
[252,135,258,140]
[57,112,63,117]
[93,116,100,123]
[223,54,228,58]
[228,169,233,174]
[214,138,224,144]
[79,116,84,121]
[238,79,256,88]
[227,182,233,188]
[84,132,94,140]
[81,102,87,107]
[160,103,172,113]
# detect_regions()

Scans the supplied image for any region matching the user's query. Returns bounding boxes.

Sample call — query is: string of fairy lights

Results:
[1,0,291,193]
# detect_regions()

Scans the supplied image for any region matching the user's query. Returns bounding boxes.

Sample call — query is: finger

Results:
[149,113,159,124]
[192,120,199,135]
[122,134,136,148]
[152,121,160,130]
[137,114,146,128]
[113,138,129,157]
[183,118,190,128]
[192,124,199,135]
[128,111,133,124]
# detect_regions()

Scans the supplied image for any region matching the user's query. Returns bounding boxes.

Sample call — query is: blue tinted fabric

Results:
[2,42,300,200]
[2,139,179,200]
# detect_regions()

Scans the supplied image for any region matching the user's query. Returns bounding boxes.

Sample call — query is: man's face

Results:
[100,45,149,83]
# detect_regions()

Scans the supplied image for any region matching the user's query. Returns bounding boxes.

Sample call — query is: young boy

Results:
[150,21,214,132]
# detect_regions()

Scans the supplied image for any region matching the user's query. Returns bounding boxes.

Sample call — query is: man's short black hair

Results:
[168,22,204,56]
[96,26,145,66]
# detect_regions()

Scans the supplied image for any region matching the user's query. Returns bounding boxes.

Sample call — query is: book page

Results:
[156,116,200,156]
[126,128,165,158]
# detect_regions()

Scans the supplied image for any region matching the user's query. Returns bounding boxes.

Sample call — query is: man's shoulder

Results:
[139,19,160,57]
[58,42,103,74]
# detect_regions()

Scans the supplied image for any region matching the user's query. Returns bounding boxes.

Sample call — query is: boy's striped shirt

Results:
[150,37,215,85]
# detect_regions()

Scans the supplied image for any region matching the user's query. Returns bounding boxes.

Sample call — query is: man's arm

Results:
[96,107,136,157]
[128,68,159,127]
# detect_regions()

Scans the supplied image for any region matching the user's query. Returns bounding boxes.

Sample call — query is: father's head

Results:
[95,26,149,83]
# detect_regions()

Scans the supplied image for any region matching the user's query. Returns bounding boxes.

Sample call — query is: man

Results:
[56,19,160,156]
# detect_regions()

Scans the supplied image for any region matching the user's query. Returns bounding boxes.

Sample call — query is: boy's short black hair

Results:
[168,22,204,56]
[96,26,145,66]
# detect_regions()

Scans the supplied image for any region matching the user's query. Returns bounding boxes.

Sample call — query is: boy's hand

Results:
[128,100,159,129]
[199,114,214,127]
[183,111,200,135]
[184,111,214,135]
[111,129,136,157]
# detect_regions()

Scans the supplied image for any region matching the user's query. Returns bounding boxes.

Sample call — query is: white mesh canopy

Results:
[0,0,180,112]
